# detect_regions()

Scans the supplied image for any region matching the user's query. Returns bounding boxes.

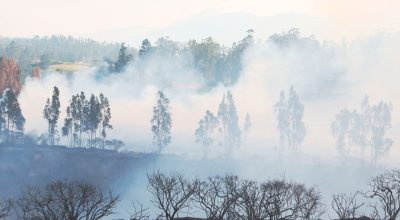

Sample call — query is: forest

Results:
[0,27,397,219]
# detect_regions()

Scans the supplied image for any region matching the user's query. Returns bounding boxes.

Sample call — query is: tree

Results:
[363,169,400,220]
[274,87,307,162]
[87,94,102,148]
[151,91,172,153]
[15,179,121,220]
[62,92,112,148]
[243,113,251,148]
[332,96,393,167]
[218,91,241,159]
[194,174,242,220]
[114,43,133,72]
[39,53,51,70]
[0,55,22,96]
[331,108,355,166]
[274,91,288,158]
[195,110,220,159]
[370,101,393,167]
[31,66,41,79]
[331,192,364,219]
[99,93,113,149]
[147,170,199,220]
[0,197,13,219]
[139,39,153,58]
[191,37,220,80]
[43,86,61,145]
[0,89,25,142]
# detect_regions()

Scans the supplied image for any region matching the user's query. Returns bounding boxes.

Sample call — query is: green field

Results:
[48,62,93,72]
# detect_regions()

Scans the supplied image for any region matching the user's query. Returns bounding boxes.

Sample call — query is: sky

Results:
[1,0,400,39]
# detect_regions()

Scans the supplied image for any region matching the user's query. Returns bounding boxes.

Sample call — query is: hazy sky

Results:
[1,0,400,38]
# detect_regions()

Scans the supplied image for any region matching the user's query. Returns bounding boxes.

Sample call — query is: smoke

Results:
[12,30,400,219]
[17,30,400,168]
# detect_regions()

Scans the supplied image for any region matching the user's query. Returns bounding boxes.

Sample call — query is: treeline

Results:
[331,96,393,167]
[0,29,320,87]
[0,35,137,80]
[0,85,120,150]
[2,169,400,219]
[109,28,321,87]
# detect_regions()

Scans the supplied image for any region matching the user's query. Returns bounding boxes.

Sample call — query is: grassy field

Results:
[48,62,93,72]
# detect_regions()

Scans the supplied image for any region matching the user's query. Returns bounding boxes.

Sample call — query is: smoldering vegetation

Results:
[0,28,399,219]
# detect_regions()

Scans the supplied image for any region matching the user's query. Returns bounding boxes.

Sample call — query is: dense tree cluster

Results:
[0,55,22,96]
[274,86,307,162]
[62,92,112,148]
[0,89,25,143]
[147,170,325,220]
[331,95,393,167]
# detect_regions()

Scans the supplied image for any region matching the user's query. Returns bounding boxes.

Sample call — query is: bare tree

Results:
[147,170,199,220]
[296,185,326,220]
[331,192,364,219]
[15,179,121,220]
[363,169,400,220]
[129,200,150,220]
[235,179,268,220]
[194,174,241,220]
[0,197,13,219]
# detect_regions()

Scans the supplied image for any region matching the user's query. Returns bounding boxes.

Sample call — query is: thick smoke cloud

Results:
[18,31,400,167]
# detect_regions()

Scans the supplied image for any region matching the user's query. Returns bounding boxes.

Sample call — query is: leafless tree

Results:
[15,179,121,220]
[147,170,199,220]
[0,197,13,219]
[129,200,150,220]
[194,174,241,220]
[331,192,364,219]
[296,185,326,220]
[362,169,400,220]
[234,179,268,220]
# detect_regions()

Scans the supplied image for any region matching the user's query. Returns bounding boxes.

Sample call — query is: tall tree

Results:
[286,86,306,162]
[43,86,61,145]
[218,91,241,159]
[275,86,306,162]
[114,43,133,72]
[331,109,356,166]
[370,101,393,167]
[274,91,288,158]
[151,91,172,153]
[31,66,41,79]
[0,55,22,96]
[243,113,251,148]
[0,89,25,142]
[99,93,112,149]
[195,110,220,159]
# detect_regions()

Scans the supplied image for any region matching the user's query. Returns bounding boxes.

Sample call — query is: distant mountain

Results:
[124,10,330,47]
[77,9,330,47]
[76,8,400,47]
[78,25,155,44]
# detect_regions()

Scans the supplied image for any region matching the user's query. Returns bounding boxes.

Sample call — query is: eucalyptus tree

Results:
[331,109,356,166]
[218,90,241,159]
[43,86,61,145]
[62,92,112,148]
[275,86,306,162]
[151,90,172,153]
[370,101,393,167]
[274,91,288,158]
[243,113,251,148]
[286,86,306,162]
[99,93,112,149]
[195,110,220,159]
[0,89,25,143]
